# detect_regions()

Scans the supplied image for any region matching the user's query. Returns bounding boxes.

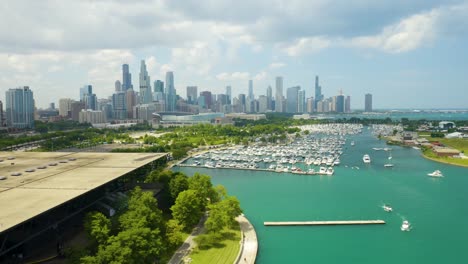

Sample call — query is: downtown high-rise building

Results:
[266,85,273,110]
[248,80,254,100]
[298,90,305,113]
[59,98,74,117]
[314,75,323,111]
[286,86,300,113]
[5,86,35,129]
[186,86,198,104]
[81,85,97,110]
[115,80,122,92]
[275,77,283,112]
[139,60,152,104]
[345,96,351,113]
[336,94,345,113]
[365,93,373,112]
[226,86,232,104]
[165,72,176,112]
[122,64,133,91]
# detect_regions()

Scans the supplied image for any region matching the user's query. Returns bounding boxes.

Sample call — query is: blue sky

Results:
[0,0,467,109]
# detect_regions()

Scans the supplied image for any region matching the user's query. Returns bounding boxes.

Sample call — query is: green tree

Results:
[189,173,219,207]
[171,190,204,231]
[165,219,184,249]
[81,227,162,264]
[169,173,189,200]
[84,212,111,245]
[119,187,164,231]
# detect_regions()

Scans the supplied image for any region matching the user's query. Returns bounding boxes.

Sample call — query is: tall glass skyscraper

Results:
[286,86,300,113]
[165,71,176,112]
[122,64,133,91]
[139,60,152,104]
[314,75,323,110]
[365,93,373,112]
[275,76,283,112]
[336,94,345,113]
[5,86,35,129]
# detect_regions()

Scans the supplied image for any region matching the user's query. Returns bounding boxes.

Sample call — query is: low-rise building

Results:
[432,146,461,157]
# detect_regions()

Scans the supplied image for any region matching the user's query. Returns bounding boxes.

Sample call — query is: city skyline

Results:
[0,1,467,109]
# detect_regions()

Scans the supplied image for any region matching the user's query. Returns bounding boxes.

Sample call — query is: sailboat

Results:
[384,152,394,168]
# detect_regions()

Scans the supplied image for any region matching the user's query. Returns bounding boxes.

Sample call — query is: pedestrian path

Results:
[235,214,258,264]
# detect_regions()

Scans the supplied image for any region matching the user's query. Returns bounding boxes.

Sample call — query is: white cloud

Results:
[216,72,250,81]
[350,10,439,53]
[282,37,332,56]
[254,71,268,81]
[269,62,286,69]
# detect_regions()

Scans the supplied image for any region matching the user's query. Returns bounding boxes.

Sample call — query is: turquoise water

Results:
[317,111,468,120]
[174,130,468,263]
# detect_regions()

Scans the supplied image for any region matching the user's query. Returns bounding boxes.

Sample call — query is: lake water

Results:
[174,129,468,263]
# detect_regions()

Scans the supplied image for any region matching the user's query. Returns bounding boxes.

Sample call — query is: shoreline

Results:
[420,153,468,168]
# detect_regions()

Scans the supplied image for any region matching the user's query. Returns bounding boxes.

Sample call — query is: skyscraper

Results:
[154,80,164,93]
[226,86,232,104]
[165,72,176,112]
[186,86,198,104]
[112,92,127,120]
[122,64,133,91]
[298,90,305,113]
[199,91,212,109]
[248,80,254,100]
[115,80,122,92]
[5,86,35,129]
[286,86,300,113]
[275,77,283,112]
[345,96,351,113]
[266,85,273,110]
[59,98,73,117]
[314,75,323,110]
[81,85,97,110]
[139,60,152,104]
[365,93,373,112]
[336,94,345,113]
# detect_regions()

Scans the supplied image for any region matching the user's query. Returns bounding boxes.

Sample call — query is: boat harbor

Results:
[177,124,364,175]
[264,220,386,226]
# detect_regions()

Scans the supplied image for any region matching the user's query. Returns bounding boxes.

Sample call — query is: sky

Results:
[0,0,467,109]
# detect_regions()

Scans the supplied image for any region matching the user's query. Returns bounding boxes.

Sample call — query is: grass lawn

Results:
[421,143,468,167]
[159,230,192,263]
[189,224,241,264]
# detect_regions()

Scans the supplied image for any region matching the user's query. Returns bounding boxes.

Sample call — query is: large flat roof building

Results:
[0,151,166,259]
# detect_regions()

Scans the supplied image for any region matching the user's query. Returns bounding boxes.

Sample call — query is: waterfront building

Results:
[365,93,373,112]
[226,86,232,104]
[298,90,305,113]
[139,60,152,104]
[79,109,106,124]
[199,91,212,110]
[126,89,137,118]
[164,72,176,112]
[345,96,351,113]
[258,95,268,113]
[275,77,284,112]
[266,85,273,110]
[122,64,133,91]
[286,86,300,113]
[187,86,198,104]
[58,98,74,117]
[112,91,127,120]
[0,100,5,126]
[336,94,345,113]
[5,86,35,129]
[70,101,85,121]
[306,97,314,113]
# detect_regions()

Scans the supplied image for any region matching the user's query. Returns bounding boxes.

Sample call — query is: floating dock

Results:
[264,220,385,226]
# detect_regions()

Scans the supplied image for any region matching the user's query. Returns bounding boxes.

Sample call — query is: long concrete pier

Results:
[264,220,385,226]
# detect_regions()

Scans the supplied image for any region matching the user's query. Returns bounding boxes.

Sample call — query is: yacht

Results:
[319,167,327,175]
[427,170,443,177]
[350,141,355,146]
[384,163,394,168]
[326,167,334,176]
[383,205,393,212]
[401,220,411,231]
[363,154,371,164]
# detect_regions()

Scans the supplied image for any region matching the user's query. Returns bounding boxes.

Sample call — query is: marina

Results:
[174,123,468,264]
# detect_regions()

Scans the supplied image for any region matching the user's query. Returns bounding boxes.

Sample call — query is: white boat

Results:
[384,164,394,168]
[427,170,443,177]
[319,167,327,175]
[363,154,371,164]
[350,141,355,146]
[383,205,393,212]
[401,220,411,231]
[326,167,334,175]
[412,146,421,150]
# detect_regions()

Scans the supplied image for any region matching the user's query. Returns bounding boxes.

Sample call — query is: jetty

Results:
[264,220,385,226]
